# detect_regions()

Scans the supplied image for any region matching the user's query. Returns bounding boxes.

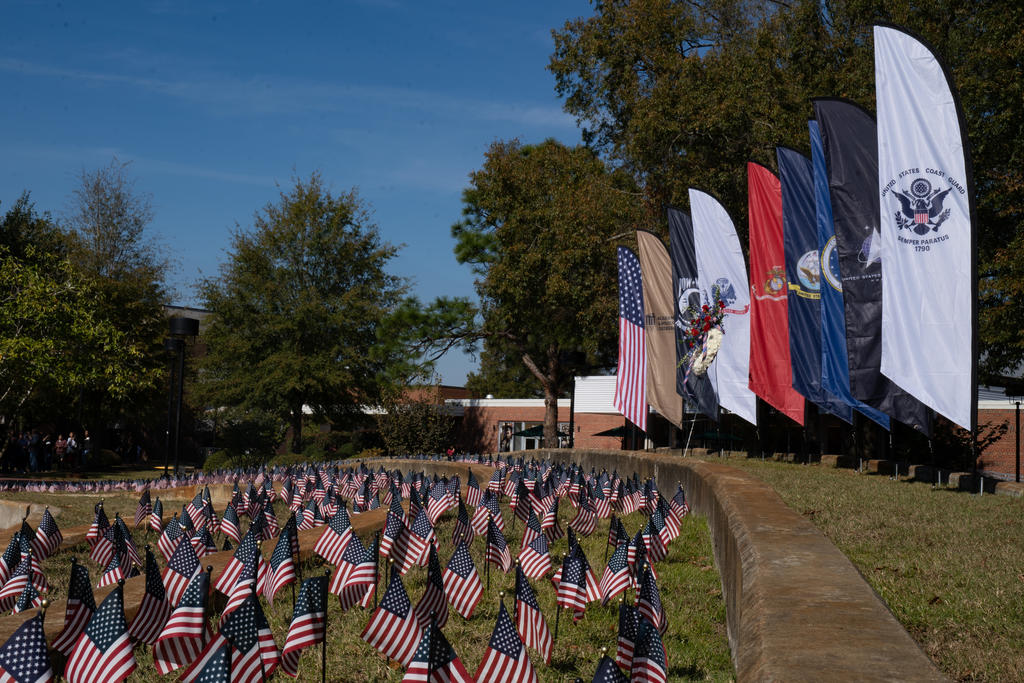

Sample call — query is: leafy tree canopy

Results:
[413,139,652,445]
[197,172,410,453]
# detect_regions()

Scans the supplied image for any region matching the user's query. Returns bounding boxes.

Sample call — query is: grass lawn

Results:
[16,485,734,682]
[718,454,1024,682]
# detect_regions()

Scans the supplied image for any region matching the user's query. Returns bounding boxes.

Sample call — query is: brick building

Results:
[978,385,1023,481]
[447,376,645,454]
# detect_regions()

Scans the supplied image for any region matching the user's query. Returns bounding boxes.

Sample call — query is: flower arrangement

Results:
[679,291,727,377]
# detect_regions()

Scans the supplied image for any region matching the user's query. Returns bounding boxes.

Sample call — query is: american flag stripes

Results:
[616,601,638,671]
[265,524,297,604]
[162,534,200,607]
[360,569,422,667]
[0,613,53,683]
[630,619,668,683]
[465,470,482,507]
[133,490,151,528]
[313,504,352,566]
[53,560,96,655]
[157,513,183,561]
[485,517,512,574]
[64,582,137,683]
[441,542,483,620]
[514,566,552,666]
[329,532,376,611]
[127,547,171,644]
[599,542,632,606]
[413,546,448,630]
[149,497,164,535]
[280,575,328,678]
[518,533,552,580]
[220,503,241,544]
[473,601,538,683]
[613,246,648,430]
[403,620,473,683]
[31,507,62,560]
[153,569,211,675]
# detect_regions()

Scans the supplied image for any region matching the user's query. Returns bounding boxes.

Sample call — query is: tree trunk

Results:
[519,344,562,449]
[290,407,303,454]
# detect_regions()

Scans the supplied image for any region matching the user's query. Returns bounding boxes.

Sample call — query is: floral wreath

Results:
[679,289,727,377]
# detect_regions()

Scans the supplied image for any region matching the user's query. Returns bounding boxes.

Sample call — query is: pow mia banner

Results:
[636,230,684,429]
[813,97,931,435]
[777,147,852,424]
[875,24,975,431]
[667,207,718,421]
[689,188,757,426]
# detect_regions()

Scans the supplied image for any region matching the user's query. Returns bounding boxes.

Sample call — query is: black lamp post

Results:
[166,317,199,477]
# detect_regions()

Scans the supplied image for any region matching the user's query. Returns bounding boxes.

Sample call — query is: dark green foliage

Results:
[197,172,409,453]
[377,384,456,455]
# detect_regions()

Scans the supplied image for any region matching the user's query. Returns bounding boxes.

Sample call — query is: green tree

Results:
[377,383,456,456]
[64,158,169,427]
[433,139,651,447]
[198,172,409,454]
[0,196,152,428]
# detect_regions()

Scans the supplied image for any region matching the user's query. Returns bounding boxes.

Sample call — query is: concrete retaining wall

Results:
[527,449,946,682]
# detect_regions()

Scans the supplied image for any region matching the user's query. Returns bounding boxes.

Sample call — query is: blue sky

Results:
[0,0,593,385]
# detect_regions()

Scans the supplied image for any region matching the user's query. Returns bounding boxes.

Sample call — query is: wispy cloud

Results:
[0,57,575,129]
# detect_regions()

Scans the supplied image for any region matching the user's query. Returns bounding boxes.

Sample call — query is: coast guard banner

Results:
[875,25,975,431]
[747,162,804,425]
[636,230,684,429]
[667,206,718,420]
[688,188,757,426]
[810,120,890,430]
[813,98,930,434]
[777,147,852,423]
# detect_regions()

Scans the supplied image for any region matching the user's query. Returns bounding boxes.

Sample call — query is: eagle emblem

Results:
[893,177,951,235]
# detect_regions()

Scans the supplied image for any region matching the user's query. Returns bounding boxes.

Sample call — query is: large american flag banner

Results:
[613,246,648,431]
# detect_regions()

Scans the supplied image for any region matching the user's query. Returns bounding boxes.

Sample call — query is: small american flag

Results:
[329,532,375,611]
[360,569,422,666]
[616,601,638,671]
[0,534,21,586]
[32,507,62,559]
[465,470,482,507]
[64,583,137,683]
[264,525,297,604]
[280,575,327,678]
[393,508,435,575]
[637,564,667,634]
[163,534,201,607]
[599,542,632,606]
[413,546,448,630]
[441,541,482,620]
[552,546,599,621]
[630,618,667,683]
[53,561,96,655]
[514,566,551,665]
[127,547,171,644]
[380,510,406,559]
[220,502,241,544]
[149,497,164,535]
[157,513,183,561]
[485,518,512,574]
[517,533,552,580]
[0,612,53,683]
[613,246,648,430]
[86,504,109,548]
[404,620,473,683]
[154,569,210,675]
[451,496,474,547]
[133,489,152,528]
[520,509,543,551]
[473,601,538,683]
[591,654,629,683]
[313,504,352,566]
[181,594,278,683]
[569,494,598,537]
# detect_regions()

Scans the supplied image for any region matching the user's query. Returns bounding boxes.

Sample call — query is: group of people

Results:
[2,428,92,473]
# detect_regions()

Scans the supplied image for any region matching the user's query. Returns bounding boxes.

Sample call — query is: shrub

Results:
[202,450,235,473]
